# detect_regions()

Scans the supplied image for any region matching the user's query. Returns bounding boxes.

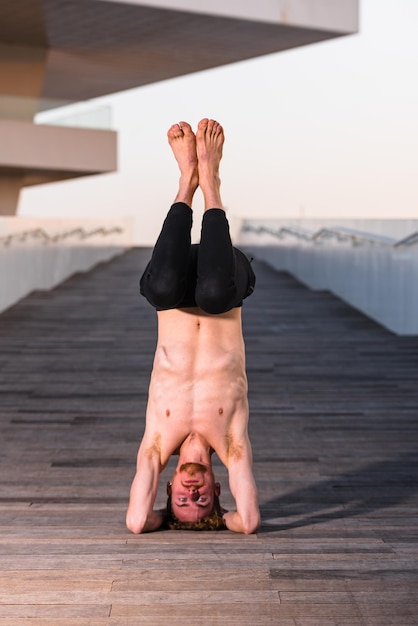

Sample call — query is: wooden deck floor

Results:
[0,248,417,626]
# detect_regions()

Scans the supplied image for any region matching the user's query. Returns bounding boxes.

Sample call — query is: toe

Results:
[207,119,221,137]
[198,118,209,132]
[178,121,193,135]
[167,123,179,137]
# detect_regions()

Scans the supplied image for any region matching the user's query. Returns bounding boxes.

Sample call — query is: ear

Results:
[214,482,221,497]
[166,481,172,496]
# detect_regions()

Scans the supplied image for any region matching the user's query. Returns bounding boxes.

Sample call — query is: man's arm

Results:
[223,436,260,534]
[126,439,164,533]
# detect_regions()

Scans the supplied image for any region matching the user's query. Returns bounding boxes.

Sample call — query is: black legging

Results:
[140,202,255,314]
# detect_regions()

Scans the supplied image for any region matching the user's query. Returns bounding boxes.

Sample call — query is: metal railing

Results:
[242,224,418,249]
[0,226,124,247]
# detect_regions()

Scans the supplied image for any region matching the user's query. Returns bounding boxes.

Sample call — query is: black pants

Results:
[140,202,255,314]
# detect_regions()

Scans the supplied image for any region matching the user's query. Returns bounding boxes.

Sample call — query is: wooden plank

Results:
[0,248,417,625]
[0,605,110,618]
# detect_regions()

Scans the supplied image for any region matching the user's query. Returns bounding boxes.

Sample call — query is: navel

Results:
[166,409,170,417]
[218,407,224,415]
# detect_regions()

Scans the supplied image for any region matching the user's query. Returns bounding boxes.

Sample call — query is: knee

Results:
[196,277,235,314]
[142,269,185,309]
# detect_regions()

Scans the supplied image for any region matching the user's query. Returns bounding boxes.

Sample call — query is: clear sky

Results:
[19,0,418,245]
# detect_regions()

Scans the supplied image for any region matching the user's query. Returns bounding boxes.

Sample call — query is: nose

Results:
[189,488,200,501]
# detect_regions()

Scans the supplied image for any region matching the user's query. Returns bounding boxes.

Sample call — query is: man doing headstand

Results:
[126,118,260,533]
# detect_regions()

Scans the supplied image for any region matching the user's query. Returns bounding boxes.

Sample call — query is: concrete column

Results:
[0,44,47,214]
[0,44,47,120]
[0,175,24,216]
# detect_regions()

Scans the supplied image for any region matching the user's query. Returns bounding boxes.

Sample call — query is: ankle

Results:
[200,172,222,210]
[174,172,199,206]
[202,187,223,211]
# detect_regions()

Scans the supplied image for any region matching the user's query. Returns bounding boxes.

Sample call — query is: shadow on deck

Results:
[0,248,417,625]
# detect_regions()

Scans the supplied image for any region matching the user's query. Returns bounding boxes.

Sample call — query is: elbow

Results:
[242,514,261,535]
[242,523,259,535]
[126,513,146,535]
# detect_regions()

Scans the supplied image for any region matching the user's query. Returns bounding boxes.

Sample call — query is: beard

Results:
[179,462,208,474]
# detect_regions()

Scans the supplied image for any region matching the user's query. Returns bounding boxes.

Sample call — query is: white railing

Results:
[0,217,132,314]
[242,223,418,249]
[0,225,124,247]
[237,219,418,336]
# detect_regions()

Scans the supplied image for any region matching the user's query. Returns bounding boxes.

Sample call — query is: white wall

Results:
[0,217,132,314]
[238,219,418,336]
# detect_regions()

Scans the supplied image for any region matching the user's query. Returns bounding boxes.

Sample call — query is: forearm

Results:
[126,447,163,534]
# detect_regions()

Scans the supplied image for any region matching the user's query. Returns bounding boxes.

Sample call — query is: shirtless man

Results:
[126,118,260,534]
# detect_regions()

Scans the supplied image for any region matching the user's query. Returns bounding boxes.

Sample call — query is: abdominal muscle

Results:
[145,307,248,463]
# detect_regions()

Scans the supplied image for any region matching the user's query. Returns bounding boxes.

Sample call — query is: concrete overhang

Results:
[0,120,117,186]
[105,0,359,33]
[0,0,358,215]
[0,0,359,111]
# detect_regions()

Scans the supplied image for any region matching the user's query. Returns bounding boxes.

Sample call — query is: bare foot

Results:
[196,118,224,211]
[167,121,198,206]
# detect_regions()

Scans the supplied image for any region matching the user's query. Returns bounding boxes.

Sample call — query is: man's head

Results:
[165,461,226,530]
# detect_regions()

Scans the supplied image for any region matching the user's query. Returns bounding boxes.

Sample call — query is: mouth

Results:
[182,480,203,487]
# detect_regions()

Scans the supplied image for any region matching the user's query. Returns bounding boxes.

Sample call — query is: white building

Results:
[0,0,359,215]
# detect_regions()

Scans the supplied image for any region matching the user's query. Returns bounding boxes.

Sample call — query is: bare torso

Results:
[144,307,248,467]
